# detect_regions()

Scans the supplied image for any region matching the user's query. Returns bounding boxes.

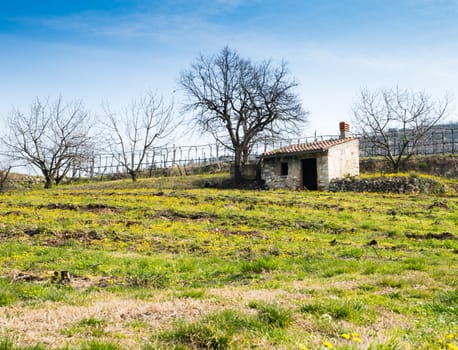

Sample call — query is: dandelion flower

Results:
[353,337,362,343]
[447,343,458,350]
[323,341,333,349]
[351,332,360,337]
[447,334,456,340]
[341,333,351,340]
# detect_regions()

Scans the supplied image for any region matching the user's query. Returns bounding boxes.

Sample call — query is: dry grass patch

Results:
[0,294,219,349]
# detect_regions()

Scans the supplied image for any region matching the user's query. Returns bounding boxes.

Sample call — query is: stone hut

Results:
[260,122,359,190]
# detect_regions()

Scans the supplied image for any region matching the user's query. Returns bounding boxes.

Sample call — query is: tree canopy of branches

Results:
[105,92,175,181]
[180,46,308,183]
[353,87,451,172]
[1,97,94,188]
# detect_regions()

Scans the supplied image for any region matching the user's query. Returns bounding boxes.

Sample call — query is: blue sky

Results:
[1,0,457,142]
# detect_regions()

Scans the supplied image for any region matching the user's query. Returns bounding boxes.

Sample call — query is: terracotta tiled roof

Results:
[262,137,357,157]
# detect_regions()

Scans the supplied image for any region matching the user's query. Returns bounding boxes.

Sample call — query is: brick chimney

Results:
[339,121,350,139]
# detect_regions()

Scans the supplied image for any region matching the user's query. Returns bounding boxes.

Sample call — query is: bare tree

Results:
[1,97,94,188]
[353,87,451,172]
[105,92,175,181]
[180,46,308,184]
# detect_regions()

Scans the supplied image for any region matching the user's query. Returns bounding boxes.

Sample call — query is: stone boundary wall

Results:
[360,155,458,178]
[329,176,453,194]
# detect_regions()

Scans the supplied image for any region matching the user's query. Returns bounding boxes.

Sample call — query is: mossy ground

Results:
[0,174,457,349]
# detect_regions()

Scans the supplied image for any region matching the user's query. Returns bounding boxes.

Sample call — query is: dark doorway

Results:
[302,158,317,190]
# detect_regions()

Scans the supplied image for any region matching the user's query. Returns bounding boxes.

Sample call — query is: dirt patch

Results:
[405,232,455,240]
[81,203,120,212]
[24,227,46,237]
[208,227,262,238]
[154,209,217,221]
[3,210,24,216]
[427,200,449,210]
[37,203,120,213]
[40,203,79,210]
[10,272,46,282]
[42,230,104,247]
[5,270,169,290]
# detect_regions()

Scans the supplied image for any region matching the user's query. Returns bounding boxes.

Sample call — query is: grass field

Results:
[0,174,457,350]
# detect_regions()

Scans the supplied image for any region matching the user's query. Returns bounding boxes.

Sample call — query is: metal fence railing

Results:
[359,128,457,157]
[73,127,457,178]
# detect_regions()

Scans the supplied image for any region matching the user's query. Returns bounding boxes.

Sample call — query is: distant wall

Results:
[360,155,458,178]
[329,176,454,195]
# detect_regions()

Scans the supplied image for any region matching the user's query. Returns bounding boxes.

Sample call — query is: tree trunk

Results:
[44,176,53,189]
[130,171,138,182]
[233,149,243,185]
[242,148,250,165]
[0,168,11,193]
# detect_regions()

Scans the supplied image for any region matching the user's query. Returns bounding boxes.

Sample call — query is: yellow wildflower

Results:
[447,343,458,350]
[447,334,456,340]
[323,341,333,349]
[341,333,351,340]
[353,337,362,343]
[351,332,359,337]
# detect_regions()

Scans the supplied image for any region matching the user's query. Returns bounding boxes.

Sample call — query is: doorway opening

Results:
[302,158,317,190]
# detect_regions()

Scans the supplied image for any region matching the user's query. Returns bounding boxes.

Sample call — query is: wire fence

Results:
[75,127,458,178]
[359,128,458,157]
[78,134,339,178]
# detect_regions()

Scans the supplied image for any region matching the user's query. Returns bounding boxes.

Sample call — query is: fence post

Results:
[442,130,445,155]
[452,129,455,154]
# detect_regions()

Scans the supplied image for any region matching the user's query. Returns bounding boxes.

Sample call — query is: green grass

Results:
[63,318,108,338]
[0,173,457,349]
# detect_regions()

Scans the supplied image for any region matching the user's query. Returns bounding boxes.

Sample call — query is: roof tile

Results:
[262,138,357,157]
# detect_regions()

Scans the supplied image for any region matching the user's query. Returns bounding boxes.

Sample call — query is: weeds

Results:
[247,301,293,328]
[63,318,108,338]
[300,298,374,325]
[155,310,256,349]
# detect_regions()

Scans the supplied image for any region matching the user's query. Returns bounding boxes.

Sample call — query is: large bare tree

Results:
[352,87,451,172]
[105,92,175,181]
[180,46,308,183]
[1,97,94,188]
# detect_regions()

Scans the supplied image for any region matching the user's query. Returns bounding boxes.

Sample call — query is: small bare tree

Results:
[105,92,175,181]
[1,97,94,188]
[353,87,451,172]
[180,46,308,184]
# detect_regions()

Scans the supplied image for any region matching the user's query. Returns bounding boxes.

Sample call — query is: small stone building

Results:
[261,122,359,190]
